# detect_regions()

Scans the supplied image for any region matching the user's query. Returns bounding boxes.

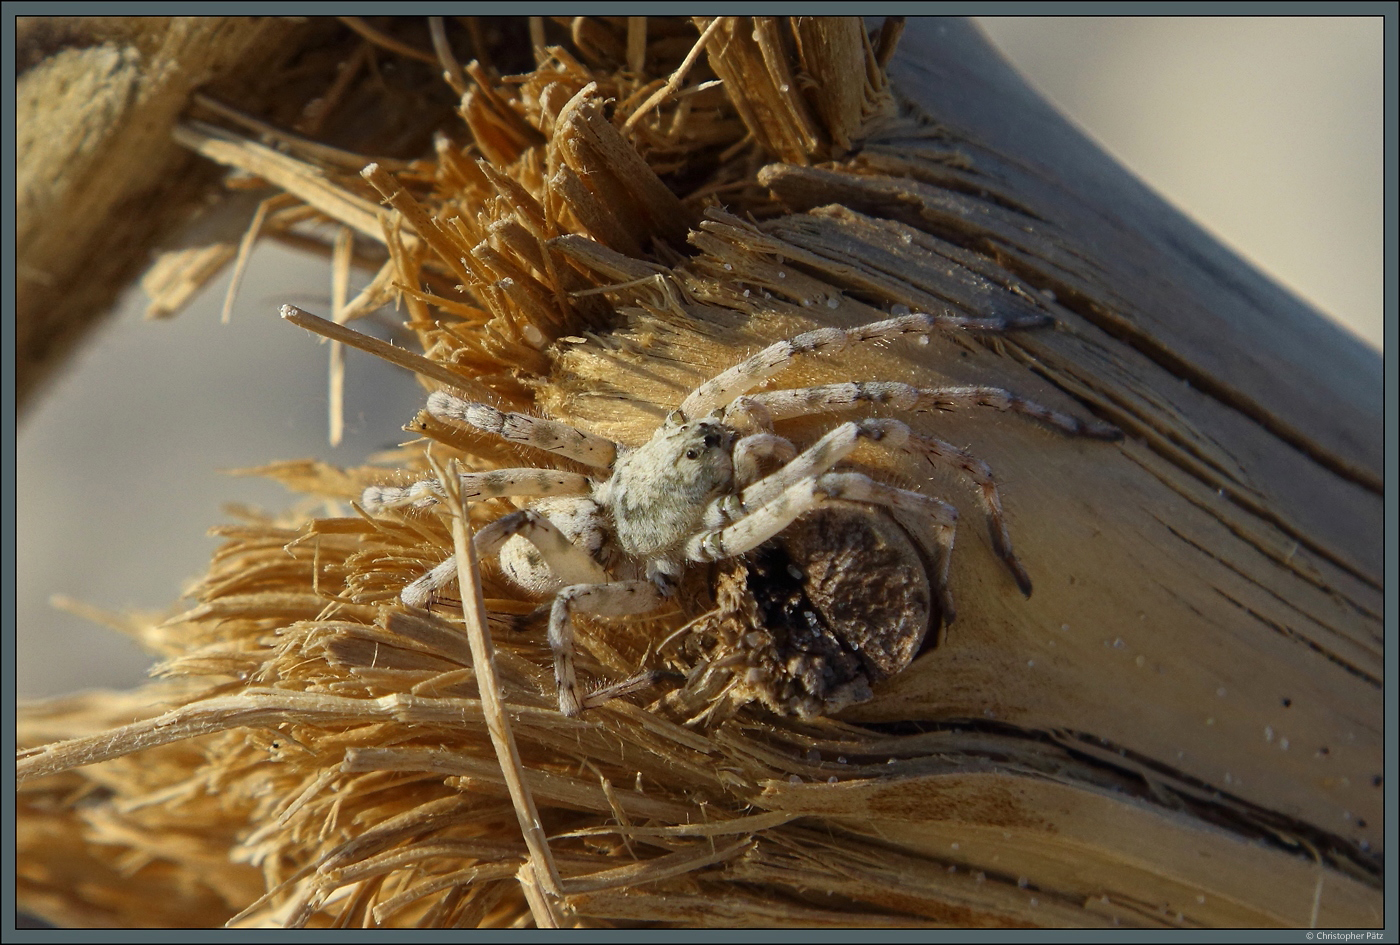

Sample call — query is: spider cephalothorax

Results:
[364,311,1121,717]
[594,414,738,571]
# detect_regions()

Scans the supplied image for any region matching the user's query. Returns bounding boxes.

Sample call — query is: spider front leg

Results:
[731,433,797,489]
[732,385,1117,596]
[738,418,910,511]
[427,391,620,468]
[688,471,960,621]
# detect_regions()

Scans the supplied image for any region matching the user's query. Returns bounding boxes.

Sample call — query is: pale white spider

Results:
[364,311,1120,717]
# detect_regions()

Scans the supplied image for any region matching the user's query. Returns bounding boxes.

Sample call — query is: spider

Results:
[363,311,1120,717]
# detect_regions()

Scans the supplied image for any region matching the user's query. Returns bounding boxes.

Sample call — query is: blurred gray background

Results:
[16,17,1384,699]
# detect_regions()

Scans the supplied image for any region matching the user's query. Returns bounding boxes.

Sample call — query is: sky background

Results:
[16,16,1385,699]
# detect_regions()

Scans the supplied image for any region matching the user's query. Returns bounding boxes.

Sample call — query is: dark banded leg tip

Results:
[1010,562,1033,598]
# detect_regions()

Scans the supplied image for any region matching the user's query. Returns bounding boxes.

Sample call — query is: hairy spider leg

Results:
[737,418,910,512]
[400,506,668,716]
[427,391,620,468]
[549,581,666,717]
[363,469,593,513]
[400,506,607,608]
[475,509,611,587]
[722,419,962,616]
[730,432,797,489]
[910,431,1033,597]
[744,382,1122,439]
[401,557,462,610]
[727,382,1119,596]
[679,311,1050,418]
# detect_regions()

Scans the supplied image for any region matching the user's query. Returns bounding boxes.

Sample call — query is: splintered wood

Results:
[17,16,1381,931]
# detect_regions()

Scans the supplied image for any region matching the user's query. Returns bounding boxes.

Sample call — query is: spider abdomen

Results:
[698,505,936,719]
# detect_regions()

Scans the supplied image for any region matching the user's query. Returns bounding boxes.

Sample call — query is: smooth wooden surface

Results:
[888,19,1383,491]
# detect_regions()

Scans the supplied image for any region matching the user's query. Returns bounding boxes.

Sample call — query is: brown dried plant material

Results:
[16,16,1381,930]
[696,16,893,164]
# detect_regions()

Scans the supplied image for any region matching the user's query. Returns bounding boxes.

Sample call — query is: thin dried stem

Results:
[626,17,647,75]
[528,17,547,65]
[221,193,296,324]
[191,92,415,172]
[16,688,554,783]
[429,17,468,97]
[338,16,439,66]
[328,227,355,446]
[430,449,565,923]
[279,305,499,405]
[622,17,725,133]
[173,122,383,239]
[361,163,474,286]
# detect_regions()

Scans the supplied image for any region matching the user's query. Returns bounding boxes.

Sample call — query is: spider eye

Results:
[685,448,700,460]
